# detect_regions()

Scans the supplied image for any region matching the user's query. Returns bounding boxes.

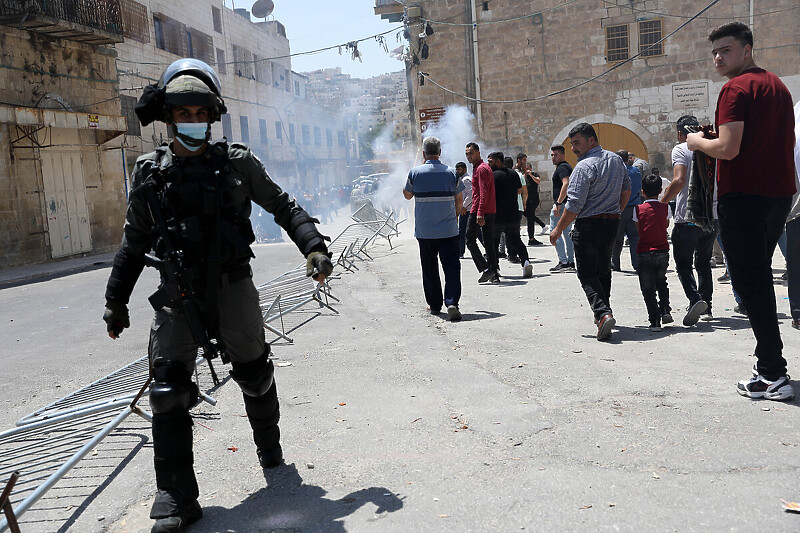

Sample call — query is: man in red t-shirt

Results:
[687,22,797,401]
[464,142,499,283]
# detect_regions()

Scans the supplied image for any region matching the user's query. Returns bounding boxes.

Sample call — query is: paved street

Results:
[1,214,798,532]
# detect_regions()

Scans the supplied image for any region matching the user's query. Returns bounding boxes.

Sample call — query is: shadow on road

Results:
[199,463,403,532]
[457,310,505,322]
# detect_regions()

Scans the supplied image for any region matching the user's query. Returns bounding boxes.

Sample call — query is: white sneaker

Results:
[541,225,550,235]
[522,260,533,278]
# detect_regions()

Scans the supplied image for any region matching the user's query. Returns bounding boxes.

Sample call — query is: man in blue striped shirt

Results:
[404,136,466,321]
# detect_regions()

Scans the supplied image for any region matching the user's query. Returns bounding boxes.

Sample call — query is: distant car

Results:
[350,173,389,212]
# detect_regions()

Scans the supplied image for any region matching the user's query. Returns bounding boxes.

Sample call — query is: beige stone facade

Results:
[0,17,127,268]
[385,0,800,205]
[114,1,351,194]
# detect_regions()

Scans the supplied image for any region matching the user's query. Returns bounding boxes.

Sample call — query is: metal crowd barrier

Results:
[350,202,404,249]
[0,355,215,532]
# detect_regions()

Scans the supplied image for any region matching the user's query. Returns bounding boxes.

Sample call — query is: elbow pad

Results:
[281,209,330,256]
[104,248,146,304]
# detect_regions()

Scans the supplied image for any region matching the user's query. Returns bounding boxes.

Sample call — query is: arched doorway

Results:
[561,123,648,168]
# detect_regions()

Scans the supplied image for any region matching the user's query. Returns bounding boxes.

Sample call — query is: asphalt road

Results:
[1,213,798,532]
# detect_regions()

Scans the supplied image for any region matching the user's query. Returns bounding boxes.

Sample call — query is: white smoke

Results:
[370,105,482,227]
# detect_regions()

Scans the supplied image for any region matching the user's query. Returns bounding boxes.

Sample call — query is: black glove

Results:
[305,251,333,280]
[103,300,130,337]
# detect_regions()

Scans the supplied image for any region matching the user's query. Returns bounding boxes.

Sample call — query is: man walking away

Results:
[488,152,533,278]
[687,22,796,400]
[549,145,575,272]
[611,149,641,272]
[464,142,499,283]
[550,123,631,341]
[662,115,717,327]
[404,136,466,321]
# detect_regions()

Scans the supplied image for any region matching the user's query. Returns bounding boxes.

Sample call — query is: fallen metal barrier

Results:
[351,202,404,249]
[0,355,216,532]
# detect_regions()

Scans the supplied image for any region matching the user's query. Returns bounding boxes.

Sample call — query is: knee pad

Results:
[230,349,274,398]
[149,361,199,414]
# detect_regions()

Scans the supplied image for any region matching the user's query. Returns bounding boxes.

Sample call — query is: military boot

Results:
[150,411,202,532]
[243,382,283,468]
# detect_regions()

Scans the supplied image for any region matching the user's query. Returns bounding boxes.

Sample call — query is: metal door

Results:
[40,148,93,258]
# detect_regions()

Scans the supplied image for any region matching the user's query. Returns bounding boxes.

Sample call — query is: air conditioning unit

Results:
[405,6,422,20]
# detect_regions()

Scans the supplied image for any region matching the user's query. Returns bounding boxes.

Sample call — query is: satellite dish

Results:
[251,0,274,18]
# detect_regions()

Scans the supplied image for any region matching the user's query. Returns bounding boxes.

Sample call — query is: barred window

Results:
[212,6,222,33]
[605,24,629,62]
[259,119,268,145]
[187,28,214,64]
[240,116,250,143]
[153,13,186,56]
[120,95,141,136]
[121,0,149,43]
[221,114,233,141]
[254,56,270,85]
[275,121,283,142]
[216,48,227,75]
[639,19,663,57]
[233,44,254,79]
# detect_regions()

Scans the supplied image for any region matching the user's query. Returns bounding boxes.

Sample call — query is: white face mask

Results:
[174,122,209,151]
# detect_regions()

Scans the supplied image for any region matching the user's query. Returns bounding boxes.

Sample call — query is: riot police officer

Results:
[102,58,333,533]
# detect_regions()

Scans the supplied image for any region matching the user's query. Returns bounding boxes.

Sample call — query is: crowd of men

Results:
[404,22,798,403]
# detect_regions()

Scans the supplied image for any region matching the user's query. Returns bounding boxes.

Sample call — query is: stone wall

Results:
[410,0,800,203]
[0,27,126,268]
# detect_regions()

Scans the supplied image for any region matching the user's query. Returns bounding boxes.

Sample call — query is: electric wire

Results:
[600,0,800,21]
[418,0,723,104]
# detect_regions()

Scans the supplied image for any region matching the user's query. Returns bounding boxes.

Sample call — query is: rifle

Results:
[137,177,228,386]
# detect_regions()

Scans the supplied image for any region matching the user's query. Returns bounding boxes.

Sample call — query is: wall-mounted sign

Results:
[672,82,709,110]
[88,114,99,129]
[419,107,445,133]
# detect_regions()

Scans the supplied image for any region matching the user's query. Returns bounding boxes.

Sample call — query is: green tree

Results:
[359,123,387,164]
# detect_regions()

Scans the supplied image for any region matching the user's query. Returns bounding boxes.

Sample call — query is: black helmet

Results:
[135,58,227,126]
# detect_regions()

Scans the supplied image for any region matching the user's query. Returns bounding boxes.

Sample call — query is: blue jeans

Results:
[719,194,791,380]
[637,250,671,325]
[611,204,639,270]
[550,205,574,264]
[417,236,462,310]
[572,217,619,320]
[786,217,800,322]
[671,222,717,310]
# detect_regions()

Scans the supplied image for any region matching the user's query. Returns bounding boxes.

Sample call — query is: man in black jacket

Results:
[488,152,533,278]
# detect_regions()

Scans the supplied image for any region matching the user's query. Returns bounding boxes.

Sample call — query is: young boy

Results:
[633,174,672,331]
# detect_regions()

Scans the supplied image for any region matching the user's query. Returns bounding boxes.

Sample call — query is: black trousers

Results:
[718,194,791,380]
[417,235,462,310]
[671,222,717,310]
[525,202,546,238]
[466,212,497,273]
[572,217,619,320]
[493,215,529,265]
[637,250,671,325]
[611,204,640,270]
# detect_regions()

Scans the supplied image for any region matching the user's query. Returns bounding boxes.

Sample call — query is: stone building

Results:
[377,0,800,205]
[0,1,128,268]
[114,0,351,194]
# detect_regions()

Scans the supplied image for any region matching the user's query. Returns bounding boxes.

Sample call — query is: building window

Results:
[275,121,283,142]
[314,126,322,146]
[216,48,226,75]
[639,19,663,57]
[288,123,295,145]
[326,128,333,148]
[212,6,222,33]
[606,24,629,62]
[221,114,233,141]
[259,119,268,145]
[121,0,149,43]
[233,44,254,79]
[187,28,213,64]
[302,125,311,146]
[240,116,250,143]
[153,13,187,56]
[120,95,141,136]
[254,56,270,85]
[294,80,301,96]
[337,130,346,147]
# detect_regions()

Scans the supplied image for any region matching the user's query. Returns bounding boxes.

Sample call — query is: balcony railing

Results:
[0,0,124,44]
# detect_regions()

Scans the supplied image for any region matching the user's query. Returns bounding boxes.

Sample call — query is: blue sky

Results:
[224,0,405,79]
